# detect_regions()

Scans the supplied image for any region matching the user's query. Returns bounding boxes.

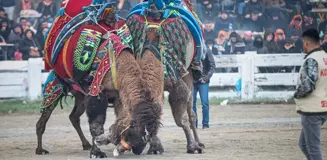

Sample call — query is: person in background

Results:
[225,31,245,54]
[14,0,34,21]
[263,0,285,7]
[245,34,268,54]
[197,0,219,22]
[8,25,23,59]
[215,30,228,55]
[294,28,327,160]
[243,31,253,46]
[264,7,288,32]
[274,28,286,52]
[214,10,235,33]
[0,7,6,23]
[0,18,11,41]
[280,38,298,53]
[193,47,216,129]
[21,0,34,10]
[288,29,303,53]
[302,13,317,32]
[264,29,280,53]
[36,27,48,52]
[243,0,264,18]
[286,14,302,38]
[243,10,265,32]
[19,17,28,26]
[203,21,217,42]
[219,0,236,12]
[299,0,313,14]
[206,39,218,55]
[18,29,41,60]
[22,21,32,32]
[37,0,57,23]
[321,33,327,53]
[0,0,15,20]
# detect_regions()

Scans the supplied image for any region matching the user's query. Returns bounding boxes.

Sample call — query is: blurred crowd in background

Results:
[1,0,327,60]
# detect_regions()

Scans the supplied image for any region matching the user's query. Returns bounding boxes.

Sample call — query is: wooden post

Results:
[27,58,43,101]
[240,52,256,100]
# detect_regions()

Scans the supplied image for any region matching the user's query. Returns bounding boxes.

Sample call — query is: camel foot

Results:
[186,142,203,154]
[83,143,92,150]
[90,149,107,159]
[147,137,164,155]
[35,148,49,155]
[198,142,205,149]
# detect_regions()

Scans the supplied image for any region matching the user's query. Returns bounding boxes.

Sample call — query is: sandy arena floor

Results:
[0,104,326,160]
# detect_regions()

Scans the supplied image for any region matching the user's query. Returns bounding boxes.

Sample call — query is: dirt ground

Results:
[0,104,326,160]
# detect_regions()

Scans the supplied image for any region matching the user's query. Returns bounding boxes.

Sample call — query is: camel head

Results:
[122,100,162,155]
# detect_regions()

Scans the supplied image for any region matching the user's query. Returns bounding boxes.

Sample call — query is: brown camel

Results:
[94,13,205,155]
[36,30,156,158]
[125,15,205,154]
[94,48,165,157]
[95,45,204,156]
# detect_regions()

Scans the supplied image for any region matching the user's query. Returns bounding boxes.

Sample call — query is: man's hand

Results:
[245,14,250,18]
[199,77,207,84]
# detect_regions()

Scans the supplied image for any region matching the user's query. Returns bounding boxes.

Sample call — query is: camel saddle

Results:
[127,0,206,63]
[41,0,132,108]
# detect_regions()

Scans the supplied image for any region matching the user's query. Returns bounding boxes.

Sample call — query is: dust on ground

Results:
[0,104,326,160]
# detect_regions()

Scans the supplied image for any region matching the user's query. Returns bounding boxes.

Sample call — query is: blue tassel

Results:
[56,8,65,17]
[92,0,105,5]
[42,70,55,94]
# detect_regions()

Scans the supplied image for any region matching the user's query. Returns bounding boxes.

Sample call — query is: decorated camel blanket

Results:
[41,0,132,108]
[127,0,205,63]
[126,14,194,79]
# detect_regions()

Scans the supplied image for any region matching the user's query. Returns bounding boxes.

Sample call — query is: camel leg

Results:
[147,135,164,155]
[183,73,205,149]
[69,92,91,150]
[86,93,108,158]
[168,79,203,154]
[35,101,58,155]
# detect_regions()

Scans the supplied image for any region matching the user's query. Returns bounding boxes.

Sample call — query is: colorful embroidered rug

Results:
[41,70,64,108]
[126,14,194,79]
[41,30,132,108]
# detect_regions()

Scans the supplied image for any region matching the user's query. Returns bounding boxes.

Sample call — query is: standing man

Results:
[294,28,327,160]
[193,47,216,129]
[0,0,15,20]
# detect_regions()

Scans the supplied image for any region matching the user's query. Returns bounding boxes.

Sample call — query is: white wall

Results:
[0,53,304,100]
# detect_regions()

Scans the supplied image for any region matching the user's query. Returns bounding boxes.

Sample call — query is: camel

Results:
[124,0,206,154]
[35,1,159,158]
[36,34,156,158]
[95,12,205,156]
[94,47,165,157]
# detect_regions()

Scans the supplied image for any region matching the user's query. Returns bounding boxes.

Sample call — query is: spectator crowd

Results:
[1,0,327,60]
[195,0,327,55]
[0,0,58,60]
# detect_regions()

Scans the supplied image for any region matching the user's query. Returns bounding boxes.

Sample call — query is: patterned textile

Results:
[294,58,319,99]
[41,70,64,108]
[44,14,72,72]
[72,28,102,83]
[127,0,205,62]
[126,16,146,56]
[126,15,193,79]
[117,24,134,51]
[88,33,132,96]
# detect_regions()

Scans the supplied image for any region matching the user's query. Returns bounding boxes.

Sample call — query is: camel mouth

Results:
[121,138,131,150]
